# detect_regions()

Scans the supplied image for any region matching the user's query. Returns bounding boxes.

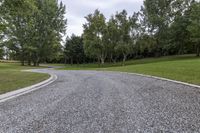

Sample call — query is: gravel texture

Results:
[1,69,200,132]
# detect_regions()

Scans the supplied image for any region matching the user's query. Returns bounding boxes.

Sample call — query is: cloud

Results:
[74,0,142,9]
[60,0,143,36]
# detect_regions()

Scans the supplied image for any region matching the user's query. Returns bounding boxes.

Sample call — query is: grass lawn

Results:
[60,54,200,85]
[0,62,49,94]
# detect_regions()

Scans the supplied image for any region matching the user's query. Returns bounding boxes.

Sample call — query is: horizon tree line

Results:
[0,0,200,66]
[64,0,200,65]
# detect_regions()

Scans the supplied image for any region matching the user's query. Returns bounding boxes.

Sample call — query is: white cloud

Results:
[74,0,142,9]
[60,0,143,36]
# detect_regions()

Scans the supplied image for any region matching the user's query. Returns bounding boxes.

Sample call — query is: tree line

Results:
[0,0,67,66]
[65,0,200,65]
[0,0,200,66]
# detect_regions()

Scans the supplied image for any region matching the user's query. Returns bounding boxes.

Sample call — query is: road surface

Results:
[1,69,200,132]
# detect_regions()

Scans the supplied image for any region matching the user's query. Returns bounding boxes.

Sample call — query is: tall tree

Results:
[83,9,107,64]
[114,10,134,65]
[31,0,67,66]
[141,0,173,56]
[167,0,193,55]
[105,16,120,63]
[64,35,85,64]
[2,0,37,65]
[0,5,5,59]
[168,15,191,55]
[0,46,4,59]
[2,0,67,65]
[188,1,200,56]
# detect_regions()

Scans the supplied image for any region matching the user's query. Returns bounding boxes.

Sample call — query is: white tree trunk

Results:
[101,58,105,64]
[122,54,126,66]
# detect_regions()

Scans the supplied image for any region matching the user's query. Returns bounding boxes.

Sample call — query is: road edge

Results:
[106,71,200,89]
[0,73,57,103]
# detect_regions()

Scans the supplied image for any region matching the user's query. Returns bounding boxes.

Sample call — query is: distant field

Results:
[60,55,200,85]
[0,63,49,94]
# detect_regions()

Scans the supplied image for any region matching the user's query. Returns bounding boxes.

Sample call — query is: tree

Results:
[2,0,67,65]
[0,10,5,43]
[141,0,173,56]
[114,10,134,65]
[105,16,120,63]
[83,9,107,64]
[188,1,200,56]
[169,17,191,55]
[166,0,193,55]
[135,34,157,57]
[0,7,5,59]
[30,0,67,66]
[64,35,86,64]
[0,47,4,59]
[2,0,37,65]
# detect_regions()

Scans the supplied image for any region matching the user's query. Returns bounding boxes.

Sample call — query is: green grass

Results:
[60,54,200,85]
[0,63,49,94]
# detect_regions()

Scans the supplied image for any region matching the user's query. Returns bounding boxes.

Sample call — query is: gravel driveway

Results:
[1,69,200,132]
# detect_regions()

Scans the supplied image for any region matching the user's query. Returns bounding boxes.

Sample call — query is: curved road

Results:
[1,69,200,132]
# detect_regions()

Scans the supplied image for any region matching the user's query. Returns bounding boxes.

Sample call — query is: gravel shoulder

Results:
[1,69,200,132]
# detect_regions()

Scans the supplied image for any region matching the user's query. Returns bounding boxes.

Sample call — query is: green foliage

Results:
[135,35,156,57]
[83,9,107,64]
[31,0,67,65]
[64,35,86,64]
[83,10,138,65]
[136,0,198,57]
[142,0,172,32]
[187,1,200,56]
[81,0,199,65]
[114,10,135,65]
[0,47,4,59]
[141,0,173,56]
[105,16,119,62]
[1,0,200,65]
[1,0,67,65]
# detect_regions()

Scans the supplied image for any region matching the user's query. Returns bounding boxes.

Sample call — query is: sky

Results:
[60,0,144,36]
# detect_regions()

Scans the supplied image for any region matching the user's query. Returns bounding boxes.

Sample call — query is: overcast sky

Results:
[60,0,144,36]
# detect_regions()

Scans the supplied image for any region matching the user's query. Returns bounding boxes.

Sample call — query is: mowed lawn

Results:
[0,62,49,94]
[61,55,200,85]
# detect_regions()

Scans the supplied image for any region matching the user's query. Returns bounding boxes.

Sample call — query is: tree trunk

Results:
[155,38,161,57]
[28,59,31,66]
[36,62,39,66]
[36,60,39,66]
[113,56,117,64]
[36,57,40,66]
[110,54,116,63]
[113,58,117,64]
[122,54,127,66]
[77,60,79,65]
[98,57,100,67]
[64,56,67,64]
[110,54,113,63]
[70,58,73,65]
[33,61,36,66]
[100,58,105,64]
[21,60,25,66]
[178,41,184,55]
[21,52,25,66]
[197,45,200,57]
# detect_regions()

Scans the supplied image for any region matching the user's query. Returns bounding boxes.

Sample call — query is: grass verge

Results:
[0,63,49,94]
[60,54,200,85]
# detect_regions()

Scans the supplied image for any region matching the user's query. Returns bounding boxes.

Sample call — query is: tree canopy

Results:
[1,0,200,65]
[0,0,67,65]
